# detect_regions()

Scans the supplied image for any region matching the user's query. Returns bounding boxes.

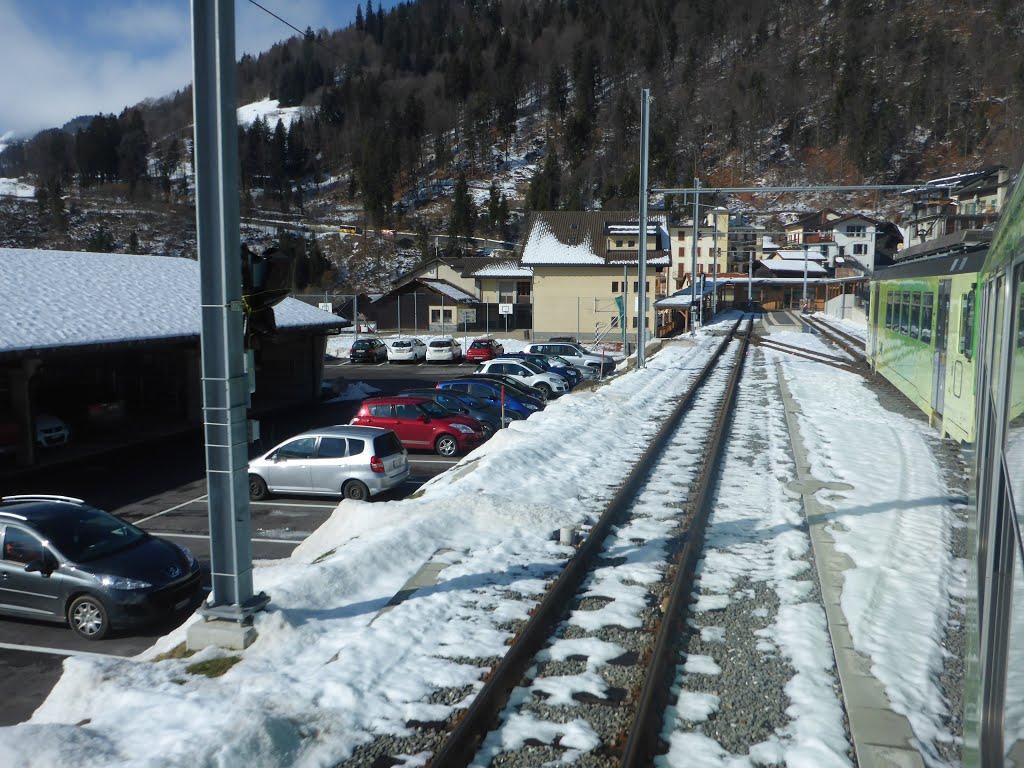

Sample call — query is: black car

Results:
[0,495,202,640]
[349,338,388,363]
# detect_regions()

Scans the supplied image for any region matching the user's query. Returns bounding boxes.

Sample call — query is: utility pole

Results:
[801,246,809,313]
[637,88,650,369]
[187,0,267,651]
[690,178,700,334]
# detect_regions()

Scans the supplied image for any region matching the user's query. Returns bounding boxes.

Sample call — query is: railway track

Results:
[796,315,867,363]
[420,318,754,767]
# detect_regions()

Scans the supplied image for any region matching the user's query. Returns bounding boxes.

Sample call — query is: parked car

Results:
[387,337,427,363]
[468,371,551,402]
[524,341,616,376]
[474,358,570,398]
[0,494,203,640]
[464,338,505,363]
[349,337,389,364]
[35,413,71,447]
[351,396,484,456]
[426,337,463,363]
[549,353,599,381]
[436,379,544,419]
[499,352,582,388]
[396,388,504,436]
[248,425,409,502]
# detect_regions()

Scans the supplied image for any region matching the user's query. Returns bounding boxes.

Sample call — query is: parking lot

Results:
[0,361,470,725]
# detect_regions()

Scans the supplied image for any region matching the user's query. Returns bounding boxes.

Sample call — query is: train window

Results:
[1006,263,1023,515]
[961,289,976,360]
[900,292,911,335]
[909,292,921,340]
[885,292,893,329]
[921,293,934,344]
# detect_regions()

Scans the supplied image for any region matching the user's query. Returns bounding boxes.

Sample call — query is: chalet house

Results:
[900,166,1012,247]
[520,211,668,340]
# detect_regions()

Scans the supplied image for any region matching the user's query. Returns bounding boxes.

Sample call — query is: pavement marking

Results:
[0,641,119,659]
[154,531,303,546]
[132,493,209,525]
[250,500,338,509]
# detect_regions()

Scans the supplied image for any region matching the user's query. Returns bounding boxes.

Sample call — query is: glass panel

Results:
[2,527,43,564]
[317,437,348,459]
[910,292,921,340]
[278,437,317,459]
[963,289,976,361]
[900,292,911,334]
[1005,540,1024,763]
[886,292,893,329]
[1007,263,1024,516]
[921,293,934,344]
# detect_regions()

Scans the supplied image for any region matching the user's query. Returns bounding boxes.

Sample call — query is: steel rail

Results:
[750,337,868,377]
[798,315,867,363]
[426,319,746,768]
[619,318,753,767]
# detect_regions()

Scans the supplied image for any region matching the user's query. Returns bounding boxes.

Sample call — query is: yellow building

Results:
[521,211,668,341]
[668,207,734,290]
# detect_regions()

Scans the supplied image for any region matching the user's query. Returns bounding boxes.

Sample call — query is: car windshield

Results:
[33,505,148,563]
[518,360,544,374]
[420,401,449,417]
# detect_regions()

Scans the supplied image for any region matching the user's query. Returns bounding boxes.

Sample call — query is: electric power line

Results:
[243,0,347,68]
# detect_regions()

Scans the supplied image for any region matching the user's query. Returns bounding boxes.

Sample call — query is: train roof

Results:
[982,161,1024,277]
[873,244,988,280]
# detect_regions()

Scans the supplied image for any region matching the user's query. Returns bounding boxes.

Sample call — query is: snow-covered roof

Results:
[760,259,828,274]
[655,275,863,307]
[771,250,827,261]
[466,260,533,278]
[0,248,343,356]
[418,278,479,303]
[522,212,669,266]
[0,177,34,198]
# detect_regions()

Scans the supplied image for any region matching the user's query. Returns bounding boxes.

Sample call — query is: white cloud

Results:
[0,0,358,137]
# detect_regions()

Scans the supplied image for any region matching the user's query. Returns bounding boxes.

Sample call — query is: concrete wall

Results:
[824,293,866,324]
[532,265,660,339]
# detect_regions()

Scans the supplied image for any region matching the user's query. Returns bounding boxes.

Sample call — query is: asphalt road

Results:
[0,360,477,726]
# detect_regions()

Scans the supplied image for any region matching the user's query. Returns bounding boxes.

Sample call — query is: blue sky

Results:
[0,0,376,138]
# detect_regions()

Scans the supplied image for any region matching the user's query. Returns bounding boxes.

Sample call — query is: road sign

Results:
[318,302,333,312]
[498,303,513,315]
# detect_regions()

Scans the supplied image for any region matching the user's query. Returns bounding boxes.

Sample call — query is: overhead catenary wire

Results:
[243,0,349,68]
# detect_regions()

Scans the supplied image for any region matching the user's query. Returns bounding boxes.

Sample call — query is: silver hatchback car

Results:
[248,426,409,502]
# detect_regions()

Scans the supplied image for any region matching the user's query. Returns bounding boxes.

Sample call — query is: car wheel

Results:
[435,434,459,457]
[343,480,370,501]
[249,474,269,501]
[68,595,109,640]
[536,382,552,397]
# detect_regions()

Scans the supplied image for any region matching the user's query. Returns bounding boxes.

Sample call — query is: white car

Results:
[524,341,616,376]
[388,337,427,363]
[35,413,71,447]
[426,337,463,363]
[475,358,570,398]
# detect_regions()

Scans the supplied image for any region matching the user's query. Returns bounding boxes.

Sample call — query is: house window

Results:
[498,281,514,304]
[430,309,441,322]
[615,239,623,248]
[516,281,531,299]
[853,243,867,255]
[610,315,619,328]
[632,282,650,292]
[631,316,650,328]
[627,240,636,248]
[612,281,619,293]
[847,225,866,237]
[678,247,686,259]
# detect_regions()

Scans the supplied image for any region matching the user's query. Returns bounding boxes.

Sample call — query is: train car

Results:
[867,237,988,442]
[964,162,1024,767]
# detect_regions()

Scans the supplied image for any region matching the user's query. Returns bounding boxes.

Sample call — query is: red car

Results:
[465,338,505,363]
[350,396,485,456]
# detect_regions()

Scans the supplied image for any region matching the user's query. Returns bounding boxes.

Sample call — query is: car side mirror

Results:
[25,559,53,578]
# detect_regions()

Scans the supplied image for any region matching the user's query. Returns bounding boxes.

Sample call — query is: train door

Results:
[869,283,880,366]
[932,280,952,415]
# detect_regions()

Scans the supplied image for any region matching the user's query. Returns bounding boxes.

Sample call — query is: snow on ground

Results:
[237,98,310,129]
[766,328,960,766]
[0,317,958,767]
[0,177,35,197]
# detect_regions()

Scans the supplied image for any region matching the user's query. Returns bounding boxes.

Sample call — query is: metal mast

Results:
[637,89,650,369]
